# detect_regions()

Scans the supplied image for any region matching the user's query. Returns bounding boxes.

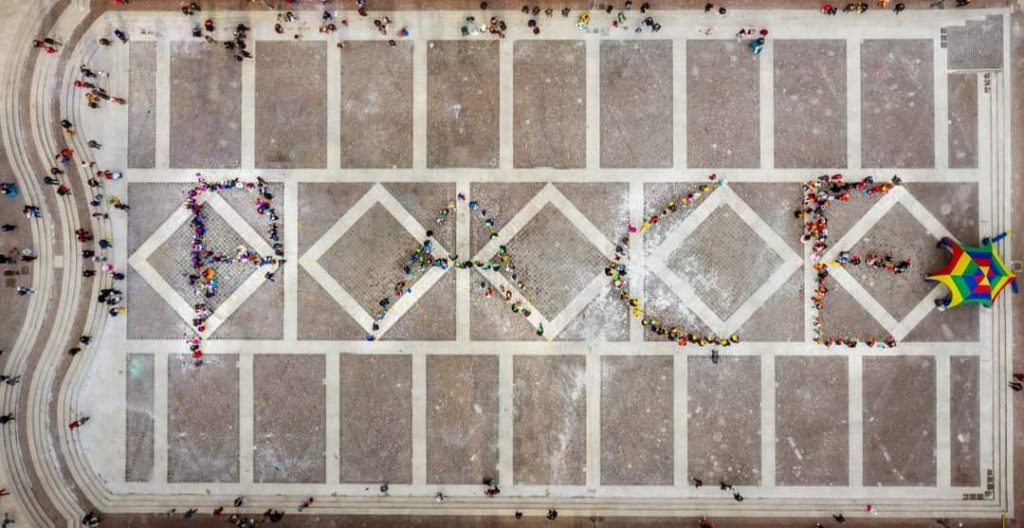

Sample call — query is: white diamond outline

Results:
[819,185,957,341]
[127,191,278,336]
[647,185,804,337]
[297,183,451,339]
[471,183,618,341]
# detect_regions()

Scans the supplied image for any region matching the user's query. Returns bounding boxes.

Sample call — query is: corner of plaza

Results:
[0,0,1022,527]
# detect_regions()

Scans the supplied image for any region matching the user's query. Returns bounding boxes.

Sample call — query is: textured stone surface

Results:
[513,40,586,169]
[255,41,327,169]
[167,356,239,483]
[773,40,846,168]
[601,40,673,168]
[125,354,154,482]
[426,355,499,484]
[427,40,499,168]
[775,356,848,486]
[513,356,587,485]
[861,40,934,168]
[254,354,326,483]
[687,40,759,168]
[863,356,936,486]
[127,42,156,168]
[169,41,241,168]
[601,356,673,485]
[688,356,761,486]
[340,41,413,168]
[340,354,412,484]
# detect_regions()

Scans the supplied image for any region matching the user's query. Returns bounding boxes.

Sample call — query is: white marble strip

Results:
[124,167,984,184]
[283,179,298,341]
[846,38,861,169]
[326,34,342,170]
[126,339,984,357]
[627,180,644,343]
[673,38,686,170]
[759,37,774,170]
[239,353,255,484]
[760,354,776,487]
[240,51,255,170]
[933,39,949,171]
[325,352,341,484]
[412,39,427,171]
[154,38,170,169]
[499,38,514,170]
[411,353,427,485]
[672,354,687,488]
[848,353,863,487]
[497,353,514,486]
[456,180,471,343]
[935,352,951,488]
[585,38,600,170]
[151,355,169,483]
[585,349,601,488]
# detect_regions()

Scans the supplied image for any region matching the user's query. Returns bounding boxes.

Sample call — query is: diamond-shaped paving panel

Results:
[319,203,424,316]
[148,207,252,312]
[665,206,781,321]
[846,202,944,321]
[507,204,607,319]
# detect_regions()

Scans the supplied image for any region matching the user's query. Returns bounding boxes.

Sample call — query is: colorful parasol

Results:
[929,232,1018,309]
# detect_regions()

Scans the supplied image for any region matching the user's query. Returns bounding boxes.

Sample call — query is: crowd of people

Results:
[797,174,905,347]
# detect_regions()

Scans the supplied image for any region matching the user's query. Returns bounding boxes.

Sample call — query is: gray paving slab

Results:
[167,355,239,483]
[426,355,499,484]
[513,40,586,169]
[340,41,413,168]
[950,355,980,487]
[773,40,847,168]
[775,356,848,486]
[255,41,327,169]
[687,40,759,168]
[601,40,673,168]
[948,73,978,169]
[254,354,326,483]
[340,354,413,484]
[427,40,499,168]
[128,42,156,168]
[688,356,762,486]
[125,354,154,482]
[513,355,587,485]
[861,40,935,168]
[601,356,673,486]
[169,41,241,168]
[863,356,936,487]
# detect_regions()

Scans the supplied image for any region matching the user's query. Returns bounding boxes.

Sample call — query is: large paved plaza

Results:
[0,1,1022,527]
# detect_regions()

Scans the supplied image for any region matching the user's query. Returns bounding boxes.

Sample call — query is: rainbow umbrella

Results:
[929,232,1018,309]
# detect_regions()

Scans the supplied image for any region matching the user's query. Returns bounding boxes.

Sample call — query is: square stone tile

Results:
[255,41,327,169]
[169,41,241,168]
[601,356,673,485]
[663,206,782,322]
[687,40,759,168]
[427,40,499,168]
[167,355,239,483]
[861,40,934,168]
[601,40,673,168]
[950,356,980,487]
[773,40,846,168]
[254,355,326,483]
[507,204,607,319]
[513,40,586,169]
[513,356,586,485]
[340,41,413,168]
[426,355,499,484]
[341,354,412,484]
[775,356,848,486]
[125,354,154,482]
[688,356,761,485]
[128,42,156,168]
[948,73,978,169]
[863,356,936,486]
